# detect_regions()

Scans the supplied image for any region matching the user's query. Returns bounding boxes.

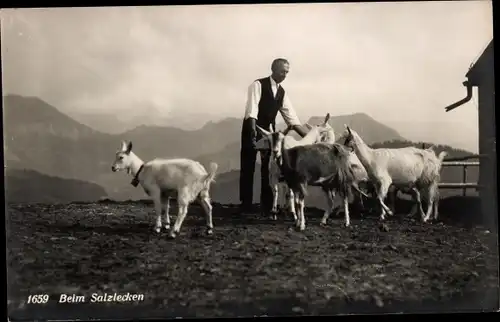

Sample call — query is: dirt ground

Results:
[6,199,499,320]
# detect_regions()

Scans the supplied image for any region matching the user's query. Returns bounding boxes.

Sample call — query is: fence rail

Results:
[442,154,485,162]
[439,160,480,196]
[417,143,482,196]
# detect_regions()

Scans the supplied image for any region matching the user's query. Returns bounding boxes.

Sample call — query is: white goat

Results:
[342,126,446,222]
[255,113,336,221]
[111,141,218,238]
[407,146,447,221]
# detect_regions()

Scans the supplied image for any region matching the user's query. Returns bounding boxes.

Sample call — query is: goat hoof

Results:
[344,222,350,228]
[164,224,171,230]
[168,232,177,239]
[206,228,213,235]
[154,227,161,234]
[320,221,327,227]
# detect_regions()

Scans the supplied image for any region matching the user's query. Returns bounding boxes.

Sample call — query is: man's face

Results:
[272,62,289,84]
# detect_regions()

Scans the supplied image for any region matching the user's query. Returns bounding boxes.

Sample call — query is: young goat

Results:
[268,134,365,230]
[342,126,446,222]
[319,143,370,225]
[111,141,218,238]
[255,113,336,221]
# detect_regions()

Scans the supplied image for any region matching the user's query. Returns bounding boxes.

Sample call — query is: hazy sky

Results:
[1,1,493,152]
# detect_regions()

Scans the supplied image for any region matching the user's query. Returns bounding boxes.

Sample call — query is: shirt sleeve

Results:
[279,91,301,126]
[244,81,261,120]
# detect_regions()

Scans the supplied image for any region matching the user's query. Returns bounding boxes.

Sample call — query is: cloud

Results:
[1,2,493,152]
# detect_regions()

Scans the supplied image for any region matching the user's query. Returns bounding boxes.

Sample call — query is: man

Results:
[239,58,308,215]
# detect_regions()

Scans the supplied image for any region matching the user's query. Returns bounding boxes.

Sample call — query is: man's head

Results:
[271,58,290,84]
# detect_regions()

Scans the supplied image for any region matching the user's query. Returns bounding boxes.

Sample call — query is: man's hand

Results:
[251,135,258,150]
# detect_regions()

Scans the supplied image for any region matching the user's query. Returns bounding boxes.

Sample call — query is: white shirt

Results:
[244,76,301,129]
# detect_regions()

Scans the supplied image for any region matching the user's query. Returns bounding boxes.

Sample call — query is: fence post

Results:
[462,165,468,196]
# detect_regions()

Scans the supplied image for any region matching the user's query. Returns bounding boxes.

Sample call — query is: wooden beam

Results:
[439,183,479,188]
[442,161,480,166]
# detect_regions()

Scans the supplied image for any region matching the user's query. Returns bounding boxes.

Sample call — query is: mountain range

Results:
[3,94,477,205]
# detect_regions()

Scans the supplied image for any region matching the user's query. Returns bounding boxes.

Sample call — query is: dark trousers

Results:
[239,118,273,213]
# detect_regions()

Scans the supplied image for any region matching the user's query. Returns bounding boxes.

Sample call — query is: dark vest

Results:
[255,77,285,132]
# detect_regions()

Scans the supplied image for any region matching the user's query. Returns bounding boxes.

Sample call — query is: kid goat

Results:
[263,131,366,230]
[255,113,336,221]
[111,141,218,238]
[342,126,447,222]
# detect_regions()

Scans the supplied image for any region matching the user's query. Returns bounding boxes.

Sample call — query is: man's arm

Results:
[244,81,261,146]
[280,92,308,138]
[244,81,261,121]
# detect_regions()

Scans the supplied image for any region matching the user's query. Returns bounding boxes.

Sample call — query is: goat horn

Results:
[324,113,330,124]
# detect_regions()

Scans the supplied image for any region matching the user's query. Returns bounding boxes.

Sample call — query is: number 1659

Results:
[27,294,49,304]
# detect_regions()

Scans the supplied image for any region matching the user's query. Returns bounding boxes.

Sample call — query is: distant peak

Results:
[201,117,241,129]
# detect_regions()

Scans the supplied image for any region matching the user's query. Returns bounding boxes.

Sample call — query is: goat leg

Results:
[288,189,297,222]
[170,203,189,239]
[388,187,397,216]
[320,189,336,226]
[433,196,440,221]
[152,193,163,234]
[410,188,426,221]
[199,196,214,235]
[270,183,279,220]
[294,193,301,229]
[163,196,171,230]
[298,197,306,231]
[422,184,438,223]
[343,196,350,227]
[407,188,420,217]
[377,180,393,220]
[297,184,307,231]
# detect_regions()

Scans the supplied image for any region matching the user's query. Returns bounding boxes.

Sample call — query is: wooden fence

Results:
[419,143,482,196]
[439,155,482,196]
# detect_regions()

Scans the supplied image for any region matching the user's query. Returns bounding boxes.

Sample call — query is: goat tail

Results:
[203,162,219,188]
[437,151,448,163]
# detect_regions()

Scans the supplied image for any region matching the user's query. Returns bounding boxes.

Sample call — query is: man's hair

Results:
[271,58,289,71]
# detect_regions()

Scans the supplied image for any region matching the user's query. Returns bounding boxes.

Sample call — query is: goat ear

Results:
[126,141,133,154]
[256,125,271,136]
[121,141,128,152]
[345,125,352,135]
[324,113,330,124]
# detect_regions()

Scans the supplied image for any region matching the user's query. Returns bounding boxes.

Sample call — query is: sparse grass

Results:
[6,201,499,320]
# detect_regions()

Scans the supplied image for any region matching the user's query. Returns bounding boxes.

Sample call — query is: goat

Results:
[269,138,366,230]
[407,146,447,221]
[319,140,370,225]
[111,141,218,238]
[342,125,445,222]
[255,113,336,221]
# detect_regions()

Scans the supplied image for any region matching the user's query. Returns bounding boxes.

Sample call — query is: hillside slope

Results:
[5,169,108,204]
